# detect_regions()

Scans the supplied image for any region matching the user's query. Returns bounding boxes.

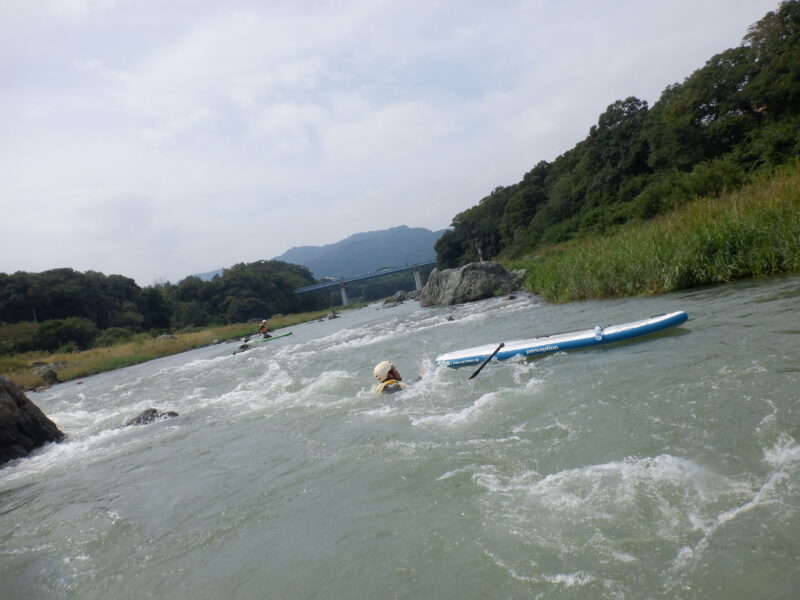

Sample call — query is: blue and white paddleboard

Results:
[435,311,688,368]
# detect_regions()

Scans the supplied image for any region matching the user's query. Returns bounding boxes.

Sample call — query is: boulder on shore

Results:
[42,368,60,385]
[382,290,407,307]
[419,261,526,307]
[382,289,421,308]
[0,376,65,467]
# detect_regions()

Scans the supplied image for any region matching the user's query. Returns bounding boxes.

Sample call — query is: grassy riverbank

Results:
[0,309,343,390]
[508,162,800,303]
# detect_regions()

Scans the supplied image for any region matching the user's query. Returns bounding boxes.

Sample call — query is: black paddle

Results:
[469,342,505,380]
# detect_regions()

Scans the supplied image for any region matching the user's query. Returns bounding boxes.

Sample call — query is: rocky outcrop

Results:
[42,368,60,385]
[419,261,526,307]
[382,290,406,306]
[124,408,179,427]
[390,290,408,303]
[0,376,65,466]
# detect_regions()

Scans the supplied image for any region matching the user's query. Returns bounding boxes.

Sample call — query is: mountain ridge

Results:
[274,225,446,279]
[194,225,446,281]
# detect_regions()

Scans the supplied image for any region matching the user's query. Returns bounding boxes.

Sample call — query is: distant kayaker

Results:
[258,319,271,339]
[373,361,406,394]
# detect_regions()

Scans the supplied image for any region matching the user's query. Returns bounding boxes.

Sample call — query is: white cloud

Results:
[0,0,782,284]
[48,0,120,20]
[322,101,457,163]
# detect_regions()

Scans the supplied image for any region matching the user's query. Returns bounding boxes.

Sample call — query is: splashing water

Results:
[2,275,800,599]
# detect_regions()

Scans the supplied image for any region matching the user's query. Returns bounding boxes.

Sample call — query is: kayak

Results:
[435,311,688,368]
[253,331,293,343]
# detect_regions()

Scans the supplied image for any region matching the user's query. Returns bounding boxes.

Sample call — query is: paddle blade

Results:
[469,343,505,380]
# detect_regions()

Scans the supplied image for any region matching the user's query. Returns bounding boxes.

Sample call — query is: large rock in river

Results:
[0,376,65,467]
[419,261,526,307]
[124,408,179,427]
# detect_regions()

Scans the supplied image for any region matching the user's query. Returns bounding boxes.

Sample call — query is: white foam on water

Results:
[108,377,146,393]
[479,544,596,587]
[610,551,638,563]
[473,454,759,582]
[359,401,399,418]
[411,391,501,427]
[471,431,800,584]
[4,277,797,599]
[281,325,383,361]
[254,359,295,390]
[436,465,477,481]
[671,433,800,572]
[287,370,361,410]
[476,455,751,510]
[0,425,147,486]
[763,433,800,469]
[396,297,538,338]
[156,353,231,377]
[407,361,543,428]
[542,571,595,586]
[355,357,464,421]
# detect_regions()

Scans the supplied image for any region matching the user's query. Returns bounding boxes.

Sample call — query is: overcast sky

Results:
[1,0,780,285]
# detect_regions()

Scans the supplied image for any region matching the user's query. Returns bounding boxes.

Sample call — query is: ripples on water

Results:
[2,275,799,599]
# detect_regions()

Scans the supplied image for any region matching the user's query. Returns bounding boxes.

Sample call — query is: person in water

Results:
[373,361,406,394]
[258,319,271,339]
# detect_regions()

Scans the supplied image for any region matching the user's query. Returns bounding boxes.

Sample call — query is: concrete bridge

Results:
[294,261,436,305]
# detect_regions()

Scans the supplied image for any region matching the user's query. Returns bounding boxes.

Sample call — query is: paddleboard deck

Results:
[435,311,688,368]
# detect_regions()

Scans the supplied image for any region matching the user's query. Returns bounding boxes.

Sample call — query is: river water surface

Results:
[2,275,799,599]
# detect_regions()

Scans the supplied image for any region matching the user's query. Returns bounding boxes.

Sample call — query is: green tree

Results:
[32,317,99,352]
[138,286,172,330]
[435,2,800,267]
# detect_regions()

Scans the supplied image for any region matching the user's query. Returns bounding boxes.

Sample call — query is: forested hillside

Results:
[0,261,324,354]
[436,1,800,267]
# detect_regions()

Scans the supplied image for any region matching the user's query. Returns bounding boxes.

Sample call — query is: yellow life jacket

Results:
[374,379,406,394]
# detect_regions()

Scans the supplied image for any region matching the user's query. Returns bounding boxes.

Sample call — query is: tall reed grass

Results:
[509,162,800,302]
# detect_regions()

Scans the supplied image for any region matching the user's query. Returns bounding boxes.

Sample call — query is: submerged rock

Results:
[124,408,179,427]
[419,261,525,307]
[0,376,65,467]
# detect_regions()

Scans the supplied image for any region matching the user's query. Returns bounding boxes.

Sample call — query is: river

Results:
[2,274,799,599]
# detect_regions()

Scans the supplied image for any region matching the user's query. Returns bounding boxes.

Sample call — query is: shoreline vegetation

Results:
[1,309,352,390]
[509,161,800,302]
[434,2,800,278]
[3,163,799,390]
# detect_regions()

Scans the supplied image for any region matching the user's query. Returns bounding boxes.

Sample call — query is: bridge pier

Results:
[339,283,350,306]
[413,268,424,291]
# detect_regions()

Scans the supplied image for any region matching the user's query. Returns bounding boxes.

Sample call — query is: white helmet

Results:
[373,361,394,382]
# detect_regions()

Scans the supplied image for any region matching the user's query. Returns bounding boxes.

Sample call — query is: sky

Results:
[0,0,781,285]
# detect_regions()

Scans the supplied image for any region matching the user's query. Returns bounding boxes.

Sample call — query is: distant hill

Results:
[274,225,447,279]
[193,268,223,281]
